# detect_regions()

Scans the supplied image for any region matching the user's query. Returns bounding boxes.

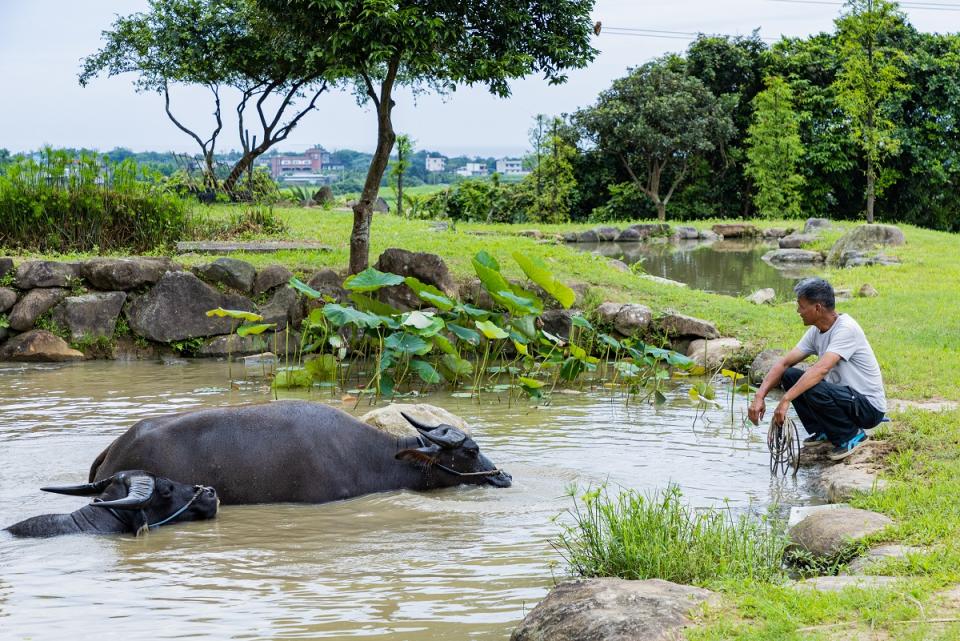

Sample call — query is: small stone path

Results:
[176,241,332,254]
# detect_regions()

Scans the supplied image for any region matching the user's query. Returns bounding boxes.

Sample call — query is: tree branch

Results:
[361,70,380,110]
[273,80,329,143]
[163,82,208,152]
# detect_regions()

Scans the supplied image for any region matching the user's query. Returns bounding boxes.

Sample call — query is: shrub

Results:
[552,484,788,585]
[0,148,188,252]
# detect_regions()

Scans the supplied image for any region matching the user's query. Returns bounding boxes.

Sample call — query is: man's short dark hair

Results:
[794,277,835,310]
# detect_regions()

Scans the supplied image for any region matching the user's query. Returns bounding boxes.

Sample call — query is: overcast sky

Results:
[1,0,959,158]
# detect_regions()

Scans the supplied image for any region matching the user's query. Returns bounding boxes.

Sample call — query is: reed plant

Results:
[0,147,187,252]
[552,484,789,585]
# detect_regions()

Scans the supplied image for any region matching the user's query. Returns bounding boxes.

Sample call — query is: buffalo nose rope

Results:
[767,417,800,476]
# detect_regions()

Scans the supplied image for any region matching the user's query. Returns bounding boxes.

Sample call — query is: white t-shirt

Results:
[795,313,887,413]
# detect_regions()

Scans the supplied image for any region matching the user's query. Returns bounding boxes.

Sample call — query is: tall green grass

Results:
[0,148,188,252]
[552,484,789,585]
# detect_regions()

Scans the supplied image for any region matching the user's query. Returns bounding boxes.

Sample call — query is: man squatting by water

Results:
[748,278,887,462]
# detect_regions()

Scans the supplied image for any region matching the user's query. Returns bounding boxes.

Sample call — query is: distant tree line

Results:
[566,0,960,231]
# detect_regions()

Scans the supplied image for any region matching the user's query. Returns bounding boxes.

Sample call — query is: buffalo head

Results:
[43,470,219,531]
[394,413,512,488]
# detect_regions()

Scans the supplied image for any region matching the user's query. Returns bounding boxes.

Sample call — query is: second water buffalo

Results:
[88,401,512,504]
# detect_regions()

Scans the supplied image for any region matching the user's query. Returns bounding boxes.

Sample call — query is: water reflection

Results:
[579,239,819,298]
[0,361,817,640]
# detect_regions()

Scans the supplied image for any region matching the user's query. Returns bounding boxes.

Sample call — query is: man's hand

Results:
[748,396,766,425]
[772,399,790,427]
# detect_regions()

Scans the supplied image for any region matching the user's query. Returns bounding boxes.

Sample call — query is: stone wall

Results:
[0,257,310,362]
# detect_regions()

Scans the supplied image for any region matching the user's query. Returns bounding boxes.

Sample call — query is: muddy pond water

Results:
[0,360,816,640]
[579,239,818,298]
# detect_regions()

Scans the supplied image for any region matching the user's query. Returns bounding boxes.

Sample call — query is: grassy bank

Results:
[4,205,958,399]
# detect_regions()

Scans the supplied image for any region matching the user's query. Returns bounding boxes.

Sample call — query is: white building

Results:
[425,156,447,172]
[495,158,528,176]
[455,162,488,177]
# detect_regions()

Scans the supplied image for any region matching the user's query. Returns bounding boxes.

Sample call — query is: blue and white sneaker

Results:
[828,430,868,461]
[803,432,829,445]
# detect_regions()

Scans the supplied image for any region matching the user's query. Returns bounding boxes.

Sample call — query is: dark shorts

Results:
[781,367,885,445]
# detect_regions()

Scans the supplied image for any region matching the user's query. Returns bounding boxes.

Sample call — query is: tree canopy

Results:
[576,58,735,221]
[259,0,598,272]
[80,0,331,193]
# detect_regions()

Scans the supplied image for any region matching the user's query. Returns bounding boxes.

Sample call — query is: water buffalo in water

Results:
[88,401,512,504]
[5,470,219,537]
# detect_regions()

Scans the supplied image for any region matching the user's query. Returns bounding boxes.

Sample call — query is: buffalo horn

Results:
[91,474,156,510]
[400,411,437,433]
[41,476,114,496]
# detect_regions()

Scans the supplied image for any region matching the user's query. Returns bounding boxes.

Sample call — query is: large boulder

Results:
[252,265,294,296]
[575,229,600,243]
[313,185,335,206]
[198,333,271,357]
[595,302,653,337]
[844,544,925,575]
[763,227,792,239]
[656,312,720,340]
[193,257,257,293]
[778,233,818,249]
[827,224,906,266]
[749,349,784,384]
[763,249,825,264]
[616,223,670,242]
[833,251,901,268]
[541,309,574,340]
[373,196,390,213]
[674,226,699,240]
[306,269,348,303]
[0,287,16,313]
[746,288,776,305]
[687,337,743,370]
[15,261,79,289]
[374,248,456,311]
[510,578,715,641]
[257,287,301,331]
[0,330,84,362]
[595,226,621,241]
[804,217,833,233]
[711,223,759,238]
[789,506,893,560]
[361,403,471,438]
[8,288,68,331]
[125,271,256,342]
[50,292,127,341]
[0,257,13,279]
[79,257,180,291]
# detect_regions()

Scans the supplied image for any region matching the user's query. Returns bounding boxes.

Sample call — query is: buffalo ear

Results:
[395,444,440,463]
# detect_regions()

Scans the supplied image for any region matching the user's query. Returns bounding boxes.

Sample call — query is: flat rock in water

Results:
[361,403,471,438]
[638,273,687,287]
[815,462,888,502]
[0,330,84,362]
[789,506,893,559]
[595,226,621,241]
[15,260,79,289]
[51,292,127,340]
[79,257,180,291]
[510,578,715,641]
[764,249,825,264]
[176,241,332,254]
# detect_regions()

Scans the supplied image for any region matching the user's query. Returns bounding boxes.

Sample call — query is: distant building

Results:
[425,156,447,172]
[455,162,488,178]
[495,158,528,176]
[268,146,332,180]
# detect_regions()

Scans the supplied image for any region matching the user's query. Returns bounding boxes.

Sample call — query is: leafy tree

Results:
[391,134,413,218]
[80,0,331,194]
[524,117,577,223]
[260,0,598,273]
[745,76,805,218]
[832,0,910,222]
[576,57,735,221]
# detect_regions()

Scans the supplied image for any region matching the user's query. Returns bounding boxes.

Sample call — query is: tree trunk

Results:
[350,86,397,274]
[223,154,255,196]
[397,145,404,219]
[865,157,875,224]
[656,202,666,222]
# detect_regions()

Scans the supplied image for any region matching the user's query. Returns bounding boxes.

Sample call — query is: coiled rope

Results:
[767,417,800,476]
